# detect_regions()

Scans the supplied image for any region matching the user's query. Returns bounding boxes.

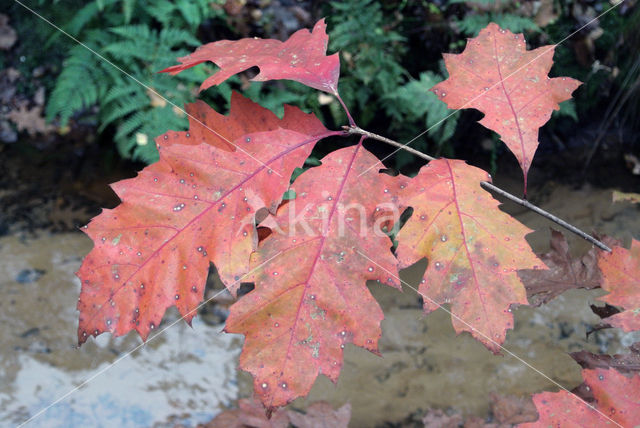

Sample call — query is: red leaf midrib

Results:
[269,143,363,408]
[492,35,528,179]
[445,160,494,336]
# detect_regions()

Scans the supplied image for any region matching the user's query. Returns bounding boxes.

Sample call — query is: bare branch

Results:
[346,125,612,252]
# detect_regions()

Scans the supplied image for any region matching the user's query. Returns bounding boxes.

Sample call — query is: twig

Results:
[345,125,612,252]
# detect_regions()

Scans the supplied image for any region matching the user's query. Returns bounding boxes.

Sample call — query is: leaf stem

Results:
[335,92,356,127]
[345,125,612,252]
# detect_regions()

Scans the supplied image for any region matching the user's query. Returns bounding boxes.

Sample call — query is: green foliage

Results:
[46,0,225,163]
[449,0,539,36]
[328,0,408,126]
[384,70,458,166]
[456,13,540,36]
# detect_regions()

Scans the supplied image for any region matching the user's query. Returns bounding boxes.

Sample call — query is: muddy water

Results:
[0,234,242,427]
[1,185,639,427]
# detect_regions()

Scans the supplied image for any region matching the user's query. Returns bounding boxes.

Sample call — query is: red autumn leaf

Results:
[168,92,328,151]
[76,94,334,344]
[520,368,640,427]
[161,19,340,94]
[518,229,601,306]
[432,23,581,192]
[395,159,543,353]
[224,143,401,409]
[597,239,640,332]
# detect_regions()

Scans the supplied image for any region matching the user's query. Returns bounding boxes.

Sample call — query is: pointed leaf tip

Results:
[432,23,581,192]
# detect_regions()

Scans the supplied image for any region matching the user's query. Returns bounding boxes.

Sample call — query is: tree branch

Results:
[345,125,612,252]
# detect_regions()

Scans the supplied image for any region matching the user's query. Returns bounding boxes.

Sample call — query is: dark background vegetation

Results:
[1,0,639,235]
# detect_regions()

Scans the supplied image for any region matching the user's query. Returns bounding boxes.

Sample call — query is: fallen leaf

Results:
[395,159,543,353]
[612,190,640,204]
[571,343,640,375]
[287,402,351,428]
[534,0,558,27]
[6,102,55,137]
[518,229,601,306]
[432,23,581,193]
[161,19,340,94]
[200,398,289,428]
[490,393,537,425]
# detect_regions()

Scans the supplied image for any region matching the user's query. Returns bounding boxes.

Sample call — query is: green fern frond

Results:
[457,13,540,36]
[99,92,149,131]
[46,0,221,162]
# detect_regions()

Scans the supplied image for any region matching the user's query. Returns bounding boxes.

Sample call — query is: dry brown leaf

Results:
[518,229,601,306]
[6,102,55,137]
[571,343,640,375]
[489,393,537,424]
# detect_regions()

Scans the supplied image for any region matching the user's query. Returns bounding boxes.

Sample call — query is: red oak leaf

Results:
[224,143,401,409]
[432,23,581,192]
[518,229,601,306]
[76,96,334,344]
[520,368,640,427]
[597,239,640,332]
[395,159,543,353]
[168,92,327,151]
[161,19,339,94]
